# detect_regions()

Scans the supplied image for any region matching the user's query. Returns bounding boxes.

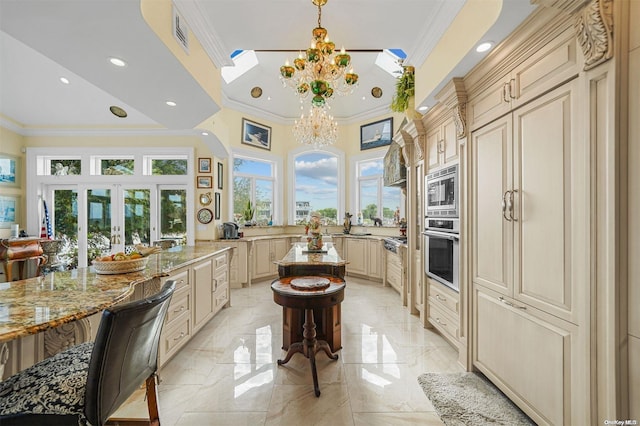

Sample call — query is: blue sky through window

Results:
[295,152,338,212]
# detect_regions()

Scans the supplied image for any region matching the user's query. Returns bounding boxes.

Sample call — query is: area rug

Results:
[417,372,536,426]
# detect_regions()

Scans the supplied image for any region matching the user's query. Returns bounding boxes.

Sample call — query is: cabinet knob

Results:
[435,317,447,326]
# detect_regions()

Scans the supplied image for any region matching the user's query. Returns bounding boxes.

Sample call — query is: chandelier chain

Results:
[281,0,357,148]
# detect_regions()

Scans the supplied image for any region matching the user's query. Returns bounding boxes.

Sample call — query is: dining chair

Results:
[0,278,176,425]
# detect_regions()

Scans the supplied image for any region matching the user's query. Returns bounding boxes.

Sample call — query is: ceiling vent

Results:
[173,6,189,54]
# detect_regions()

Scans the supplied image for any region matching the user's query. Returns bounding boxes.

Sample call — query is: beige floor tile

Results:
[111,277,462,425]
[265,384,353,426]
[353,412,445,426]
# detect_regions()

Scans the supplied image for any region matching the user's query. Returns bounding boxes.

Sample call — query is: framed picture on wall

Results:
[198,157,212,173]
[0,154,19,186]
[217,162,223,190]
[197,176,212,189]
[360,117,393,150]
[242,118,271,150]
[214,192,221,220]
[0,195,19,228]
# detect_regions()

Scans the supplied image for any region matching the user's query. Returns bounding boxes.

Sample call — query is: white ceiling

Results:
[0,0,538,136]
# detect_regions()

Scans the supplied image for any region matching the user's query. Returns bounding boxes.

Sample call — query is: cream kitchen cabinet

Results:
[426,116,458,172]
[473,286,582,426]
[471,80,585,323]
[192,250,230,332]
[471,80,589,424]
[345,237,382,281]
[158,268,191,366]
[384,246,406,304]
[251,237,290,281]
[427,278,460,348]
[213,240,248,288]
[192,256,215,332]
[331,236,344,257]
[468,27,578,131]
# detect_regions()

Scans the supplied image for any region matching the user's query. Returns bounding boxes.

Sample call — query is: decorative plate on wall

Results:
[197,208,213,224]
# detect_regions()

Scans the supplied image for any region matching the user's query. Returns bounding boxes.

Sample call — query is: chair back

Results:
[84,278,175,425]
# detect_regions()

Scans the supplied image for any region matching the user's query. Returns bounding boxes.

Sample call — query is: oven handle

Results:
[424,230,460,241]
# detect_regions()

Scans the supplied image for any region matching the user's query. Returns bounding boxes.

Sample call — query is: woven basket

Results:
[92,256,149,275]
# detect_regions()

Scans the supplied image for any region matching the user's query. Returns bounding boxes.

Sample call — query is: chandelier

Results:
[293,105,338,148]
[279,0,359,108]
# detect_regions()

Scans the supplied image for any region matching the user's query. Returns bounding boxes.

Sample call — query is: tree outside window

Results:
[233,156,275,225]
[357,158,403,226]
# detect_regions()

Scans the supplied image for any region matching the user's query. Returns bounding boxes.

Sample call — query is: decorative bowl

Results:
[92,256,149,275]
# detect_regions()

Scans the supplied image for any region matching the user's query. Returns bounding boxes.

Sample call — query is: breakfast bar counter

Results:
[0,244,228,344]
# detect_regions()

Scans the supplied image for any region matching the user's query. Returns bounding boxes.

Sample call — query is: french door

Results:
[46,184,156,268]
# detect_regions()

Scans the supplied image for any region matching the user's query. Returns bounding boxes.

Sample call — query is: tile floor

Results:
[113,276,464,425]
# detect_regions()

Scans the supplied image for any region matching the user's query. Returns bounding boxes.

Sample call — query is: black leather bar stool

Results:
[0,278,176,425]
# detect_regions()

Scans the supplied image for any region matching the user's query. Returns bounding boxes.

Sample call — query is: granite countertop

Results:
[214,233,391,242]
[0,244,229,343]
[274,242,346,267]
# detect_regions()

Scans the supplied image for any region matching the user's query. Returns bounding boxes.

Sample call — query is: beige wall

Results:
[413,0,501,103]
[0,105,405,241]
[140,0,222,107]
[627,0,639,419]
[0,127,26,239]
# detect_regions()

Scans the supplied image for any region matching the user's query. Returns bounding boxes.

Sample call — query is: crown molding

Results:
[173,0,233,68]
[405,0,466,68]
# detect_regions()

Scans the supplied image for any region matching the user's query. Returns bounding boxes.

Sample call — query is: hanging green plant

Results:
[390,66,415,113]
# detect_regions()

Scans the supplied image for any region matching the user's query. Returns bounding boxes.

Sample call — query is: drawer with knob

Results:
[428,301,459,345]
[428,278,459,317]
[159,315,191,362]
[164,286,190,327]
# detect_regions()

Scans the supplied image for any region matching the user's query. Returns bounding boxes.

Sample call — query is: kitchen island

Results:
[273,242,348,352]
[0,244,232,380]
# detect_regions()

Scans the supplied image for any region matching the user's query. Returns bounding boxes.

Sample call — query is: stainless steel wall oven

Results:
[424,217,459,292]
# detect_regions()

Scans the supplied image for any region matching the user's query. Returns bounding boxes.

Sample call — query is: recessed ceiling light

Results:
[418,106,429,112]
[109,105,127,118]
[59,77,70,84]
[267,96,271,101]
[109,57,126,67]
[476,42,493,53]
[165,101,177,107]
[201,131,209,136]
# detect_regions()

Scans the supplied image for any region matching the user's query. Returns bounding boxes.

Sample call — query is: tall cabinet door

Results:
[512,81,583,322]
[471,115,513,296]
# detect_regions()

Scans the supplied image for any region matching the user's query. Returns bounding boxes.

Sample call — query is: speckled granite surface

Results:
[274,242,346,267]
[0,244,228,343]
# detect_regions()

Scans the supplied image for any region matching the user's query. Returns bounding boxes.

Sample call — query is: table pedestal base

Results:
[277,308,338,397]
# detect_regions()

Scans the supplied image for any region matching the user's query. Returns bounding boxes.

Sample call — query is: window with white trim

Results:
[232,154,277,225]
[293,151,339,225]
[355,157,403,226]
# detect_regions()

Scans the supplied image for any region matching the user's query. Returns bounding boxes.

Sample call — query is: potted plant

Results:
[243,200,255,226]
[390,66,420,119]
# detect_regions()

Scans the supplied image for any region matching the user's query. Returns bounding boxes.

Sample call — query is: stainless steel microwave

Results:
[425,164,458,218]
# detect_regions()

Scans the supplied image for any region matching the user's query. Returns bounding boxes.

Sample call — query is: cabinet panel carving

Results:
[574,0,613,70]
[43,318,91,358]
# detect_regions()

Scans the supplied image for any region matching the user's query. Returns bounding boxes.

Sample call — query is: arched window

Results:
[290,148,344,226]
